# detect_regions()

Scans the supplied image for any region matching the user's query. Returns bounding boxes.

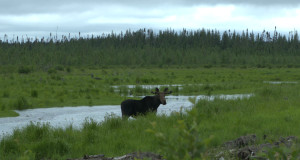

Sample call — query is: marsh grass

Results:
[0,110,19,117]
[0,67,300,118]
[1,83,300,159]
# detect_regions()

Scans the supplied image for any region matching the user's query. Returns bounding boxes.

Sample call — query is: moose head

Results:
[151,88,172,105]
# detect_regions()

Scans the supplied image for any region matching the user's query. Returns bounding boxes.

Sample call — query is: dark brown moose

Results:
[121,88,172,118]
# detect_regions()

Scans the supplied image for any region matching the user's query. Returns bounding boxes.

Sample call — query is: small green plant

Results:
[17,150,35,160]
[47,68,57,74]
[50,74,62,80]
[2,90,10,98]
[257,143,300,159]
[0,137,21,158]
[147,110,211,160]
[33,139,70,160]
[55,65,64,71]
[1,103,6,111]
[18,66,32,74]
[31,90,38,98]
[66,67,72,73]
[82,118,100,144]
[14,96,31,110]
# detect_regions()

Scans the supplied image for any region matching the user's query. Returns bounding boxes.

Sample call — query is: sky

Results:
[1,0,300,39]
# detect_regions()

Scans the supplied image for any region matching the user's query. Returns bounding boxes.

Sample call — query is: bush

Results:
[13,96,31,110]
[0,138,21,158]
[2,90,9,98]
[55,65,64,71]
[18,66,32,74]
[31,90,38,98]
[1,103,6,111]
[47,68,57,74]
[33,139,70,160]
[147,109,211,160]
[66,67,72,73]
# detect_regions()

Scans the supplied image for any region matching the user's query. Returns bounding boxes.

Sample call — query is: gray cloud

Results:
[1,0,300,39]
[1,0,299,15]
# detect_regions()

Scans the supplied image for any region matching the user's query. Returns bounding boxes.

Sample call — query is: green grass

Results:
[1,67,300,118]
[1,82,300,159]
[0,110,19,118]
[1,67,300,158]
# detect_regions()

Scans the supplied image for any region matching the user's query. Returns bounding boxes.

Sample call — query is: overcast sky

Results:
[1,0,300,39]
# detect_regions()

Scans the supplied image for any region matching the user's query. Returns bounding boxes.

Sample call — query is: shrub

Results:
[31,90,38,98]
[2,90,9,98]
[47,68,57,74]
[1,103,6,111]
[33,139,70,160]
[13,96,31,110]
[0,138,21,158]
[18,66,32,74]
[147,109,211,160]
[55,65,64,71]
[66,67,72,73]
[257,143,300,159]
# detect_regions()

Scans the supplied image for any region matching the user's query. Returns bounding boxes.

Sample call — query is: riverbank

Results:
[0,93,252,140]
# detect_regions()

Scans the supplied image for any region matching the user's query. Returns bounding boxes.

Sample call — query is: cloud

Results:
[0,0,300,39]
[1,0,300,15]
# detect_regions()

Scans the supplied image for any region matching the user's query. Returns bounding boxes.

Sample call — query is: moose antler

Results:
[151,88,160,94]
[164,88,172,94]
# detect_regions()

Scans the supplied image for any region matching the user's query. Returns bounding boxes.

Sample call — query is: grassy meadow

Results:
[1,66,300,116]
[1,67,300,159]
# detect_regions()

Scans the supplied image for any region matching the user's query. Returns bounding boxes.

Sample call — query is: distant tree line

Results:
[0,28,299,68]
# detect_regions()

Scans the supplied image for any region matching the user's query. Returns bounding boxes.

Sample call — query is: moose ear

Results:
[164,88,169,92]
[155,88,159,92]
[152,88,159,94]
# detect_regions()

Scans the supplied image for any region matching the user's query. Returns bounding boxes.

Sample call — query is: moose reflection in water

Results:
[121,88,172,118]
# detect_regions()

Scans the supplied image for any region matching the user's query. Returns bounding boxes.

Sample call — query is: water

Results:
[263,81,298,84]
[0,94,252,140]
[112,84,185,89]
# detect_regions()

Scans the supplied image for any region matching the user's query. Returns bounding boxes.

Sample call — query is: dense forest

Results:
[0,28,299,68]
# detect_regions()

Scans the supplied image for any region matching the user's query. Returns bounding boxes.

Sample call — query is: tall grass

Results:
[1,67,300,118]
[1,83,300,159]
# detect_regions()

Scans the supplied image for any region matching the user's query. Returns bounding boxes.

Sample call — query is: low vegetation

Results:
[1,67,300,117]
[1,83,300,159]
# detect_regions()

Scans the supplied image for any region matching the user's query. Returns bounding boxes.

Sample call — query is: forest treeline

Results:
[0,28,299,68]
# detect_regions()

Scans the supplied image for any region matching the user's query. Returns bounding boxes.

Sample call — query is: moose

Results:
[121,88,172,118]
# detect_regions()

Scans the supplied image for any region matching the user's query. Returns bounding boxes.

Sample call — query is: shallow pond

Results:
[0,94,253,140]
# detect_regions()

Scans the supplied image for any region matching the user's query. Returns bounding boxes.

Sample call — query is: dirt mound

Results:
[68,152,164,160]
